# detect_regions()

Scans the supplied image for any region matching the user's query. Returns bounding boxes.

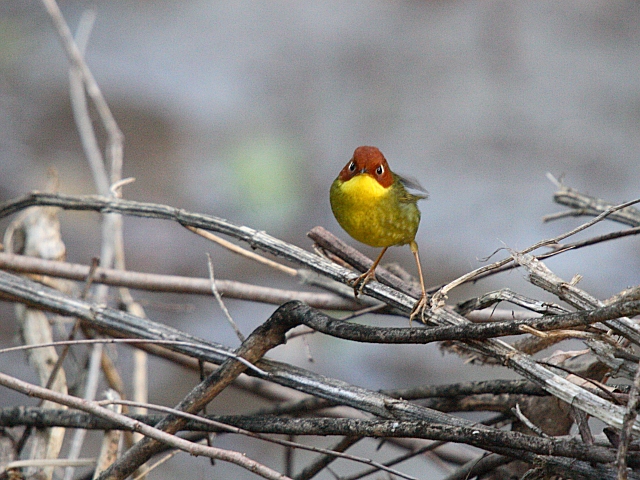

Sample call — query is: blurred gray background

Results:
[1,1,639,478]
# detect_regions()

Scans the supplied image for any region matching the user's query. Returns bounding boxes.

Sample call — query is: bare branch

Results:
[430,196,640,306]
[95,401,415,480]
[94,298,303,479]
[0,406,631,467]
[1,242,639,439]
[2,191,640,479]
[0,373,292,480]
[514,251,640,346]
[0,252,360,310]
[40,0,123,177]
[548,185,640,227]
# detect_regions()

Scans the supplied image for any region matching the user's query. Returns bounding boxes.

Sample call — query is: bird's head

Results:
[338,146,393,188]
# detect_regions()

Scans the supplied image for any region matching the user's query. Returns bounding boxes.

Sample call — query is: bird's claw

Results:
[347,271,377,297]
[409,294,429,324]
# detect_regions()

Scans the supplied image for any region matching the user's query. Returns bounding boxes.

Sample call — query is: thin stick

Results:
[206,253,245,342]
[68,8,108,195]
[63,342,103,480]
[466,226,640,283]
[294,436,362,480]
[110,178,136,197]
[64,14,111,475]
[39,0,123,174]
[512,404,548,438]
[80,257,100,299]
[132,448,180,480]
[5,459,96,470]
[188,226,298,276]
[339,303,387,320]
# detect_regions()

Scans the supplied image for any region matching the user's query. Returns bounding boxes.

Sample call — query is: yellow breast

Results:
[330,174,420,248]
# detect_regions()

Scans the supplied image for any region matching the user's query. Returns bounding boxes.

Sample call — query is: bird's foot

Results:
[409,293,429,324]
[348,270,377,297]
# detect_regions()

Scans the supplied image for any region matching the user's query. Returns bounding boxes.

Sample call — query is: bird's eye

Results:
[376,165,384,175]
[348,161,356,172]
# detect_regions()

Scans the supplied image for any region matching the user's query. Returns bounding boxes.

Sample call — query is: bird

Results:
[330,146,428,320]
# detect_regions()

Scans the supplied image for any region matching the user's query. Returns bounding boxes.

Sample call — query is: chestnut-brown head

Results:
[338,146,393,188]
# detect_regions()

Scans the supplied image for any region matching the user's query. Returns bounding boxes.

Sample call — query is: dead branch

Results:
[1,194,639,434]
[0,252,361,310]
[2,185,640,478]
[0,408,633,467]
[0,372,291,480]
[548,183,640,227]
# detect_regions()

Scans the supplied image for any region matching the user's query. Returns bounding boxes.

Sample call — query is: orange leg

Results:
[349,246,388,297]
[409,240,428,323]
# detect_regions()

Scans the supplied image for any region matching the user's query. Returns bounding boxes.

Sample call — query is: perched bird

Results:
[330,146,428,319]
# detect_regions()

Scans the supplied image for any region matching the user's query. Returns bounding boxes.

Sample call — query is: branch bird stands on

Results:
[330,146,428,321]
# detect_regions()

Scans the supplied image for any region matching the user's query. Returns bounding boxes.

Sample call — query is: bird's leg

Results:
[408,240,428,324]
[348,247,388,297]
